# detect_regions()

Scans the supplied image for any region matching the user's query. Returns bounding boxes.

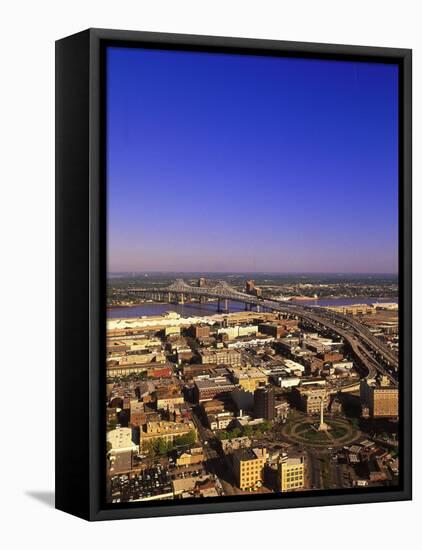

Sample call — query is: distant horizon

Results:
[107,48,398,274]
[108,270,398,276]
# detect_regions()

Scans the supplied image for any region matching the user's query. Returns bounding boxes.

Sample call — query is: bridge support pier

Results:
[180,293,184,305]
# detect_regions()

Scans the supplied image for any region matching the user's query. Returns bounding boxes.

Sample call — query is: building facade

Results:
[232,447,267,491]
[278,455,305,492]
[253,385,275,420]
[360,377,399,418]
[294,386,329,415]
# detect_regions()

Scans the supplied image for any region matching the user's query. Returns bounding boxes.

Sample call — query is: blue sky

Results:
[107,47,398,274]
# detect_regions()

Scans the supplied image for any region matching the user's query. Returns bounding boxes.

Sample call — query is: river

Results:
[107,296,398,319]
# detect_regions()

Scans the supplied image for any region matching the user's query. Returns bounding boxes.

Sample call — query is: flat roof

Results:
[233,448,257,461]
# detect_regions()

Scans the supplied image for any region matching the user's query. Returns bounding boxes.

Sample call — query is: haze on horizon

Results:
[107,48,398,275]
[108,270,398,276]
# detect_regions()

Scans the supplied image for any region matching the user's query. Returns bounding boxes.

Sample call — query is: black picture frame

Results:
[55,28,412,521]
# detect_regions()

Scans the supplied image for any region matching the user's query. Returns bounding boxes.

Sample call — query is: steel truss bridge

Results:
[127,279,398,386]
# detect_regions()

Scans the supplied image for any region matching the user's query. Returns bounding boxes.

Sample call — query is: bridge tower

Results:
[198,277,206,304]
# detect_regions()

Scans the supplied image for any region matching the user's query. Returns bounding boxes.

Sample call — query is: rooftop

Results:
[233,448,259,461]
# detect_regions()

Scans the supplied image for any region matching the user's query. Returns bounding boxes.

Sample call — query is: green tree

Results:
[174,430,197,448]
[261,421,272,433]
[155,438,169,455]
[230,427,241,439]
[242,425,253,437]
[143,440,156,459]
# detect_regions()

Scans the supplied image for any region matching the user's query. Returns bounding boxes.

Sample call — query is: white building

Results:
[107,427,139,453]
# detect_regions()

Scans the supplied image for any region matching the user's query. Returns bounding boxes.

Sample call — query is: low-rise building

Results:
[139,420,196,450]
[164,325,181,337]
[156,387,184,410]
[207,411,234,430]
[192,325,211,339]
[107,427,139,453]
[220,436,252,453]
[283,359,305,376]
[201,399,226,415]
[175,445,205,466]
[193,376,236,403]
[199,348,242,367]
[272,374,301,388]
[293,385,329,415]
[275,399,290,420]
[258,323,288,338]
[229,367,268,392]
[217,325,258,340]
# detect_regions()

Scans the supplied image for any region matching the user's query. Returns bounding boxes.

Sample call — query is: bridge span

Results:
[127,279,398,386]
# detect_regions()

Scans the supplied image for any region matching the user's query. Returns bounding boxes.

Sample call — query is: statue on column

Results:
[317,396,329,432]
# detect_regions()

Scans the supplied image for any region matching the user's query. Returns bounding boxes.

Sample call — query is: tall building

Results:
[245,280,256,294]
[232,447,267,490]
[360,376,399,418]
[253,385,275,420]
[245,280,262,297]
[278,454,305,492]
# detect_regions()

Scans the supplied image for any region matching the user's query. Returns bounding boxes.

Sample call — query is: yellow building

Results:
[230,367,268,392]
[278,455,305,492]
[360,376,399,418]
[232,447,266,491]
[140,420,196,451]
[164,325,181,337]
[325,304,375,316]
[176,446,205,466]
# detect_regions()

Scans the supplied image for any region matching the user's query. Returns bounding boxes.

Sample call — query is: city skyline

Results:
[108,270,398,275]
[107,47,398,274]
[105,45,401,504]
